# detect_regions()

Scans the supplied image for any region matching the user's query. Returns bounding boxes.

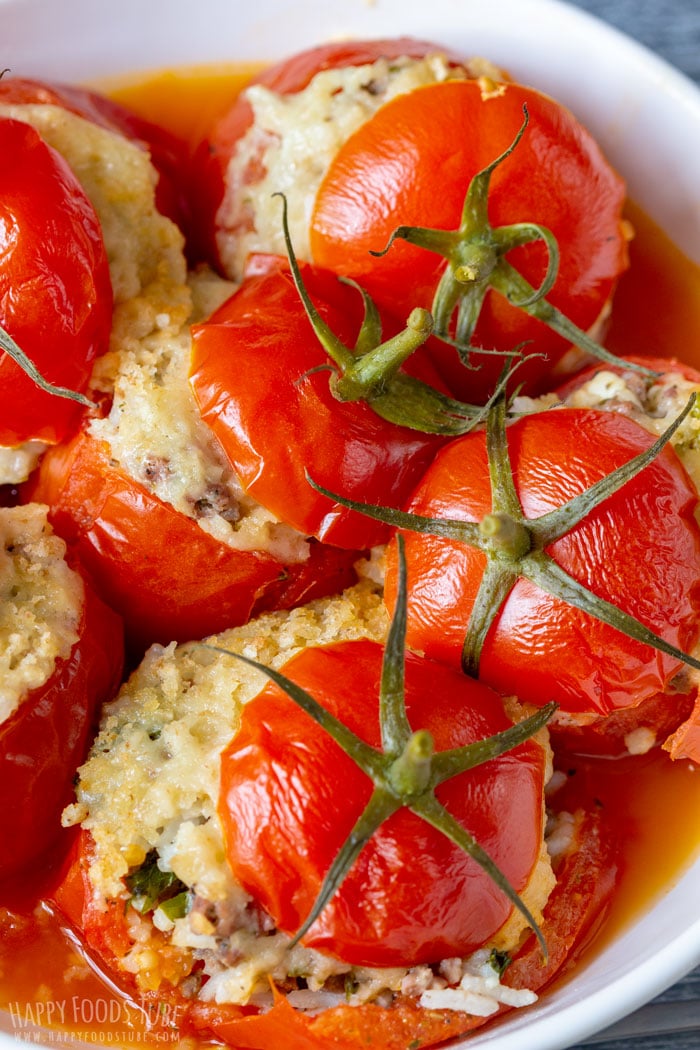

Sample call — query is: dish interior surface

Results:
[1,1,700,1049]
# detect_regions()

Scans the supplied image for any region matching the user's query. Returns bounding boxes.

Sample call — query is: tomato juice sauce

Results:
[1,63,700,1047]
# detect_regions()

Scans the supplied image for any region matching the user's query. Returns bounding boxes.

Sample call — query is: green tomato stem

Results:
[387,730,434,796]
[367,104,657,379]
[332,308,433,402]
[0,323,93,408]
[275,192,492,435]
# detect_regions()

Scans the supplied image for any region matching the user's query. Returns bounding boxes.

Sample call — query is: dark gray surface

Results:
[572,0,700,83]
[564,6,700,1049]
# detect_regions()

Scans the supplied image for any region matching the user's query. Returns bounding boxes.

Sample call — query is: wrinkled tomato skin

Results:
[219,639,548,968]
[0,567,123,883]
[25,426,359,653]
[0,118,112,447]
[664,692,700,763]
[385,408,700,717]
[189,38,465,268]
[0,76,191,236]
[310,80,628,402]
[49,811,616,1050]
[190,256,446,549]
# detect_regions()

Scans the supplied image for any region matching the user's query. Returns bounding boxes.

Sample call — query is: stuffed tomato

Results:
[189,37,470,270]
[191,39,628,401]
[0,504,123,882]
[21,122,359,650]
[377,378,700,758]
[53,578,617,1048]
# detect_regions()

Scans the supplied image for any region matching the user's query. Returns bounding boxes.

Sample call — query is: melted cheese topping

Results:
[64,581,390,900]
[88,271,310,562]
[0,102,188,321]
[0,504,83,724]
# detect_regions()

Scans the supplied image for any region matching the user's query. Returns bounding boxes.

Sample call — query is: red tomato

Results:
[0,76,191,236]
[191,989,484,1050]
[189,38,466,267]
[554,354,700,756]
[24,425,359,653]
[310,79,628,401]
[219,639,548,968]
[0,117,112,447]
[0,558,123,882]
[190,256,446,548]
[49,809,616,1050]
[384,407,700,717]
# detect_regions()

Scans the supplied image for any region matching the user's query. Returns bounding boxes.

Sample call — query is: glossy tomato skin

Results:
[189,38,466,268]
[0,118,112,447]
[25,425,359,654]
[0,76,191,237]
[385,408,700,717]
[219,639,548,969]
[190,256,446,549]
[310,80,628,402]
[0,564,123,882]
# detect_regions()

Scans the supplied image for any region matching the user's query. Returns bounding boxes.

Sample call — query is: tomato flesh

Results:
[0,563,123,882]
[25,425,359,653]
[190,38,465,268]
[47,808,617,1050]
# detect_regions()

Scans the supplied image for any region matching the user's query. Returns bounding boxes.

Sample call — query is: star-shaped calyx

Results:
[310,390,700,680]
[369,106,653,378]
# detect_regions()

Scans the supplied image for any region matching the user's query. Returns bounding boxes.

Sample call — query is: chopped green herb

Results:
[158,890,191,921]
[489,948,512,977]
[125,851,188,915]
[344,974,359,1001]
